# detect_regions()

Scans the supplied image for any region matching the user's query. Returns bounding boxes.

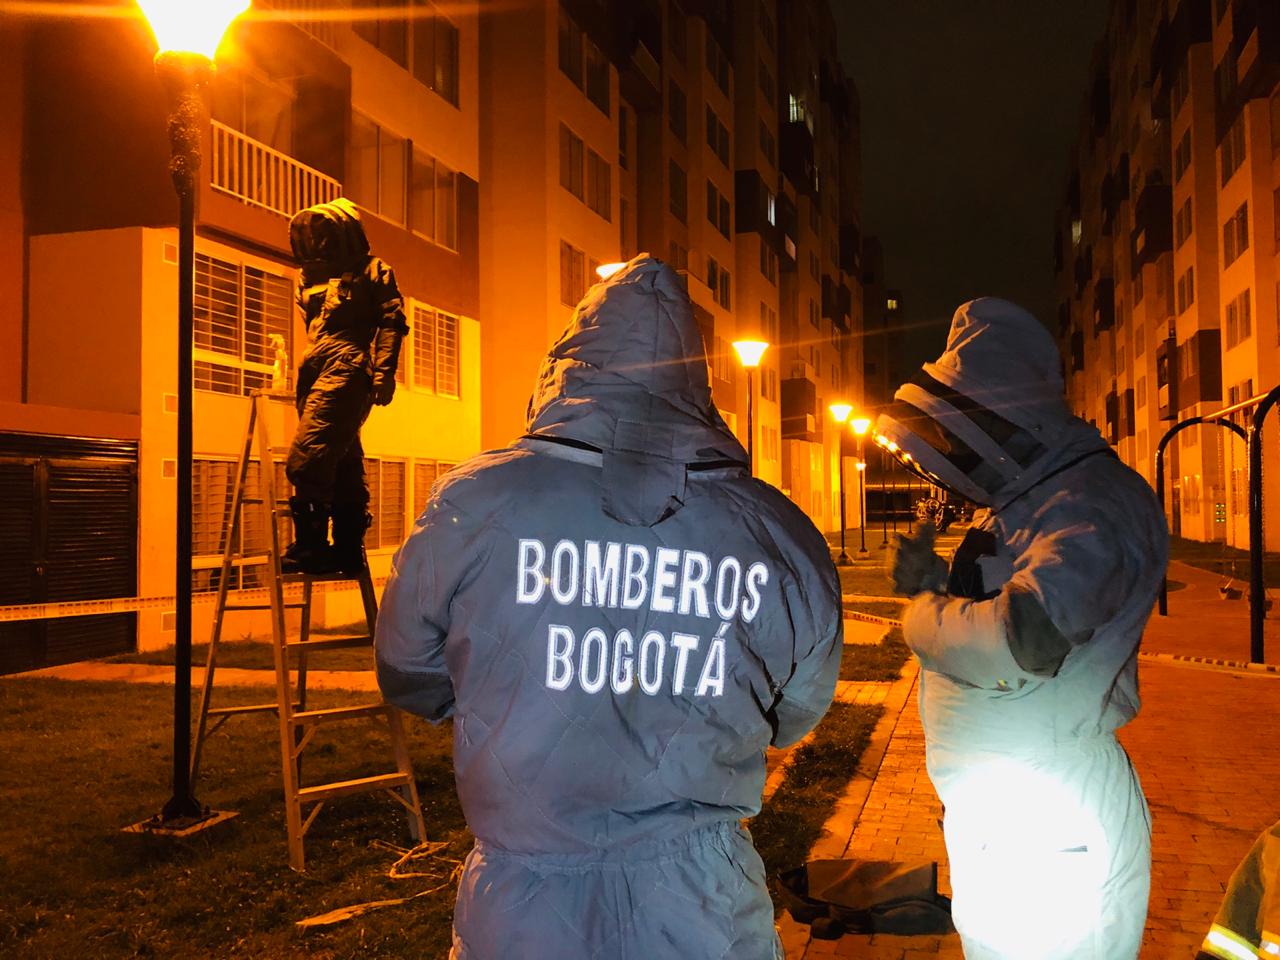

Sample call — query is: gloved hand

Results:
[890,522,948,596]
[372,372,396,406]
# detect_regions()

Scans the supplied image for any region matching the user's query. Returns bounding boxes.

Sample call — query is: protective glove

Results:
[372,371,396,406]
[890,522,948,596]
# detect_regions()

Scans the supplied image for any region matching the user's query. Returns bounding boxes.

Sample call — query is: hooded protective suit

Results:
[1197,819,1280,960]
[284,198,408,571]
[375,256,842,960]
[875,298,1168,960]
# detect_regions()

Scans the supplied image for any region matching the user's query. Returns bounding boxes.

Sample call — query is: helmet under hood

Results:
[874,298,1071,506]
[289,197,371,282]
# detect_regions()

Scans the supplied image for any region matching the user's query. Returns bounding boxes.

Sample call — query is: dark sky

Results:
[834,0,1110,371]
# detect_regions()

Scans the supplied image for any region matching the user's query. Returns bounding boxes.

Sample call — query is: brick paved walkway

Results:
[781,659,1280,959]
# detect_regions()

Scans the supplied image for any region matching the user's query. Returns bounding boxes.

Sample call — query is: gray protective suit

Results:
[375,256,842,960]
[875,298,1168,960]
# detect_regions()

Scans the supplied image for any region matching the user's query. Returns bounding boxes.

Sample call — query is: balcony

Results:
[780,120,817,197]
[1234,0,1280,101]
[1093,278,1115,335]
[781,373,821,442]
[1130,184,1172,275]
[258,0,339,47]
[210,121,341,219]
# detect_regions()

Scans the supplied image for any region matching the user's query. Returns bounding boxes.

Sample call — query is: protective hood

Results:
[289,197,371,282]
[874,297,1101,506]
[526,255,747,527]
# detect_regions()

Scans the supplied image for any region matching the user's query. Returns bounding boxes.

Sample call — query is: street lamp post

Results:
[829,403,853,565]
[130,0,249,833]
[732,340,769,476]
[851,417,870,556]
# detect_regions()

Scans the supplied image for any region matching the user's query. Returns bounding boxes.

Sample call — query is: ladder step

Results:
[285,635,373,652]
[296,772,412,803]
[283,570,370,583]
[292,703,391,725]
[208,702,293,717]
[240,497,290,506]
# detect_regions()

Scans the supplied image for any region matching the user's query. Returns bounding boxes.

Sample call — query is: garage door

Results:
[0,433,138,674]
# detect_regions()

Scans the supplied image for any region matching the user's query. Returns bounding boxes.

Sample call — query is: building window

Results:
[1135,321,1146,357]
[1172,57,1190,114]
[706,256,730,309]
[365,458,406,550]
[409,145,459,250]
[668,241,689,273]
[191,457,289,590]
[668,160,687,223]
[557,4,584,87]
[1174,197,1193,248]
[619,104,630,170]
[757,58,775,106]
[705,105,730,166]
[411,302,461,398]
[1223,202,1249,267]
[194,252,293,397]
[559,124,585,199]
[413,458,459,508]
[759,302,778,342]
[354,0,458,106]
[585,39,609,116]
[587,150,612,221]
[1134,268,1145,305]
[210,65,294,155]
[668,80,687,142]
[559,240,587,306]
[758,120,776,166]
[668,1,687,64]
[1221,113,1246,186]
[711,335,737,384]
[1225,289,1253,349]
[705,29,729,93]
[1174,129,1191,183]
[809,297,819,327]
[1176,266,1195,315]
[705,179,730,237]
[759,242,777,285]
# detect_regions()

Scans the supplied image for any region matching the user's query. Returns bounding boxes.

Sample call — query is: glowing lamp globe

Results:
[136,0,252,59]
[851,417,871,437]
[732,340,769,368]
[829,402,853,424]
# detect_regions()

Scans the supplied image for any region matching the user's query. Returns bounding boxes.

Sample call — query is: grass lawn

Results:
[1169,534,1280,581]
[750,701,883,910]
[108,640,375,674]
[0,679,466,959]
[840,628,911,682]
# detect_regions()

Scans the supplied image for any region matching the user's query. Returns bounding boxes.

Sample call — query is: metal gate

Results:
[0,433,138,674]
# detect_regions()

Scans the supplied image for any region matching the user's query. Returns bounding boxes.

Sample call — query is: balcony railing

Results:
[258,0,339,47]
[210,121,341,219]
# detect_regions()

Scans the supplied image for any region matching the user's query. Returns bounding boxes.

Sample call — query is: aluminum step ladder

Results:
[191,388,426,871]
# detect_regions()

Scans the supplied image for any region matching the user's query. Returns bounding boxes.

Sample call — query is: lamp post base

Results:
[836,550,852,566]
[124,808,238,838]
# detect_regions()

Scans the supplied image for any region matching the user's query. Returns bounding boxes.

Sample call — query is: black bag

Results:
[777,859,954,940]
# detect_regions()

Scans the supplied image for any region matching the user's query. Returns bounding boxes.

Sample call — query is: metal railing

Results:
[256,0,340,47]
[209,121,341,219]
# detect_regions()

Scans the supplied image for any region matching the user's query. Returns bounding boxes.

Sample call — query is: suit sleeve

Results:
[374,494,468,721]
[903,490,1139,690]
[368,260,408,383]
[770,548,843,748]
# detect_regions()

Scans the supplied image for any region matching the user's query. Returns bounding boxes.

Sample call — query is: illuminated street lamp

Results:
[829,403,853,565]
[851,417,871,555]
[732,340,769,475]
[131,0,250,833]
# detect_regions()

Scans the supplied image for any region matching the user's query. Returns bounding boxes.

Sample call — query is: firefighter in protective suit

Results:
[876,298,1168,960]
[284,198,407,574]
[1197,818,1280,960]
[375,256,842,960]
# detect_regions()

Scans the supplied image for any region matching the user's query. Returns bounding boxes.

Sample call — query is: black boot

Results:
[282,498,339,575]
[330,504,372,576]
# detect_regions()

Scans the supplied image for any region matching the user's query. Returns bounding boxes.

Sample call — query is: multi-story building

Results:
[0,0,868,672]
[1054,0,1280,549]
[1,1,480,669]
[481,0,867,534]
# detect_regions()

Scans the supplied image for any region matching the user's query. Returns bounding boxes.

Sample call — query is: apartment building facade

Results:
[481,0,866,533]
[1,1,481,669]
[1054,0,1280,549]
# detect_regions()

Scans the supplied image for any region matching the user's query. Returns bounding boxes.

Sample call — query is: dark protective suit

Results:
[375,256,843,960]
[875,298,1168,959]
[285,198,408,510]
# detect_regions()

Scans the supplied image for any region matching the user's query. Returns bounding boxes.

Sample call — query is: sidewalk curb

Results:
[1138,651,1280,675]
[778,657,922,958]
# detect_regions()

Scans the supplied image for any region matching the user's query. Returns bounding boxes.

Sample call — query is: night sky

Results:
[835,0,1110,372]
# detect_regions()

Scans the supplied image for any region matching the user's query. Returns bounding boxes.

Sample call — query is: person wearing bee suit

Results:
[284,198,408,574]
[875,297,1168,959]
[374,256,842,960]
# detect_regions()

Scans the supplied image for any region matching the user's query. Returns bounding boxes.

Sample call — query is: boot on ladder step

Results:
[282,497,340,575]
[330,503,372,576]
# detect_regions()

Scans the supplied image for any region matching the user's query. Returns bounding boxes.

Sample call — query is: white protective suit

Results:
[874,298,1168,959]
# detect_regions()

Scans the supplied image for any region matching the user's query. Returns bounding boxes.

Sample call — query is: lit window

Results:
[411,302,461,398]
[365,458,406,549]
[194,251,293,397]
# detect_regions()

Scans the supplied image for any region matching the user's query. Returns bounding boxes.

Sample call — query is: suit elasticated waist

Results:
[471,819,748,871]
